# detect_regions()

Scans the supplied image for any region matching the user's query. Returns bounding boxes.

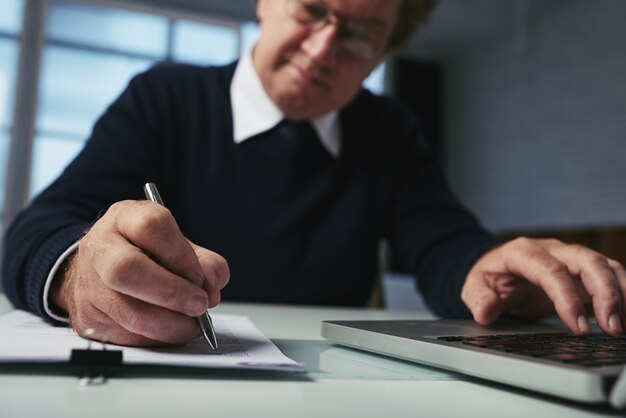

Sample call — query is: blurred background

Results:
[1,0,625,311]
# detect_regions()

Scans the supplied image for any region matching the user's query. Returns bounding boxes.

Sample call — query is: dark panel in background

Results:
[391,57,443,160]
[388,58,443,273]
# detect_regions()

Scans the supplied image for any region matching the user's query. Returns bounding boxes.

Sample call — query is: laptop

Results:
[321,317,626,409]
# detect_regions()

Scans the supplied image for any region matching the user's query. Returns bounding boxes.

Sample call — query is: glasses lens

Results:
[342,40,375,60]
[287,0,384,60]
[340,23,383,59]
[289,0,328,24]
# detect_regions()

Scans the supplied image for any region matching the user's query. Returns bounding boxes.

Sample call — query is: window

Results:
[45,3,168,56]
[240,22,260,54]
[0,0,24,35]
[28,1,247,198]
[363,63,386,95]
[172,20,239,66]
[29,2,167,197]
[0,40,20,157]
[0,0,24,233]
[31,47,155,194]
[0,129,11,214]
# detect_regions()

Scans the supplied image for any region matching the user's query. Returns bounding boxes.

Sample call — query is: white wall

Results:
[441,0,626,232]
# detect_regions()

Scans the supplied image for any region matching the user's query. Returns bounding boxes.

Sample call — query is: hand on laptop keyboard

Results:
[461,237,626,337]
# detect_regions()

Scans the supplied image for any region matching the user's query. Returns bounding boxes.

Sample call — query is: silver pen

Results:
[143,182,219,352]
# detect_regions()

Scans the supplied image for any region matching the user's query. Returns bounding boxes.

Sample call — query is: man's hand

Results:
[462,237,626,336]
[50,200,230,346]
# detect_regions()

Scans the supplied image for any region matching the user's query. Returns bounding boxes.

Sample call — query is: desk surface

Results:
[0,296,621,417]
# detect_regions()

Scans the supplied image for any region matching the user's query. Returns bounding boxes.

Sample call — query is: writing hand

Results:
[50,200,230,346]
[461,237,626,336]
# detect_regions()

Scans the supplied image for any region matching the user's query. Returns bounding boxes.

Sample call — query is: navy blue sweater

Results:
[2,62,498,321]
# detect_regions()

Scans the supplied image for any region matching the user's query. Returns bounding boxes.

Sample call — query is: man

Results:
[3,0,625,347]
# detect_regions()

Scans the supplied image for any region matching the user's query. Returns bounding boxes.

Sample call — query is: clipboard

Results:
[0,310,306,383]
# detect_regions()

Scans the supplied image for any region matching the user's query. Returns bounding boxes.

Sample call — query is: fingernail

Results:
[187,295,207,316]
[578,315,590,334]
[609,313,622,334]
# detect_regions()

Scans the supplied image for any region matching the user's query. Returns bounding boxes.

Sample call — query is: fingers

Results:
[609,259,626,318]
[463,259,557,326]
[112,201,205,287]
[610,259,626,329]
[461,277,503,325]
[96,294,200,345]
[465,240,585,334]
[65,199,230,347]
[550,245,623,336]
[72,299,198,347]
[505,240,591,335]
[190,241,230,307]
[70,244,202,346]
[466,237,626,337]
[85,232,209,317]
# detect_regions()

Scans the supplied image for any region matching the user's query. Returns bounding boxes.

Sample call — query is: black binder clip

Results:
[70,329,123,386]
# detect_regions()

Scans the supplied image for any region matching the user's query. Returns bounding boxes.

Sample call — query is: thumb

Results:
[462,280,504,325]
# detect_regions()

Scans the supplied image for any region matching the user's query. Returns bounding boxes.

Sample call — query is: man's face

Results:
[253,0,400,119]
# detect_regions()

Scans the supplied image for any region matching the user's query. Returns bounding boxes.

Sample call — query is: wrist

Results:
[50,248,78,314]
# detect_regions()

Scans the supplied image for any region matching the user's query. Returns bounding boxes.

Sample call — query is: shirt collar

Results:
[230,47,341,158]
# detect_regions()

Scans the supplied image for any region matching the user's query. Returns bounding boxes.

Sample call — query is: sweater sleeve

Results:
[382,104,500,318]
[1,66,167,321]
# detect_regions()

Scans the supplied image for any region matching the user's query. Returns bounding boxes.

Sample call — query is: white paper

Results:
[0,310,304,372]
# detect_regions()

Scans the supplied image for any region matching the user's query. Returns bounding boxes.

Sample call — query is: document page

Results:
[0,310,304,372]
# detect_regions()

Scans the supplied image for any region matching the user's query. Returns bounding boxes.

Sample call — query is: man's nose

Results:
[300,23,340,65]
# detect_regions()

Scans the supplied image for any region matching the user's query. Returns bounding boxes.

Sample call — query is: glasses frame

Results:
[286,0,388,60]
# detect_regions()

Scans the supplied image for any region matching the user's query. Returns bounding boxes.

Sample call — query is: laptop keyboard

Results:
[437,333,626,367]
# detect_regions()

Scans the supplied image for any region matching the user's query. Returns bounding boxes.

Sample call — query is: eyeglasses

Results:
[286,0,388,60]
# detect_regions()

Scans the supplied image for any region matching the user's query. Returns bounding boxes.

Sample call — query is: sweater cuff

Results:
[24,223,90,324]
[42,241,79,323]
[417,234,501,319]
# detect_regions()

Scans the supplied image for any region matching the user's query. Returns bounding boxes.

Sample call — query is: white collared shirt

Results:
[230,47,341,157]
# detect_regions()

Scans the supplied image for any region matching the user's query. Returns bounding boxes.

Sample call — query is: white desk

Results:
[0,296,620,418]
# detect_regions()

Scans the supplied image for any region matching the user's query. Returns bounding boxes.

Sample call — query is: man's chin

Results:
[281,108,325,120]
[276,96,326,120]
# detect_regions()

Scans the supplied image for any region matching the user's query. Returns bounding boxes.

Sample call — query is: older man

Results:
[3,0,625,346]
